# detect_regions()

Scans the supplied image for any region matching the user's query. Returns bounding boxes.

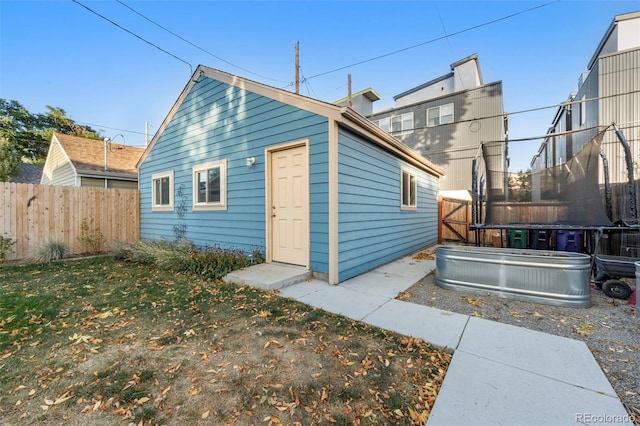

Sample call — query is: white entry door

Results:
[270,145,308,266]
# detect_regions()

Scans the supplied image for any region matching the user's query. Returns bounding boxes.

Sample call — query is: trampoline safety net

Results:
[480,131,613,227]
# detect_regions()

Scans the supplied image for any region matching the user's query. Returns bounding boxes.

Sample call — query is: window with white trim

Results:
[373,117,390,132]
[193,159,227,210]
[373,113,414,135]
[152,171,174,211]
[401,168,417,210]
[427,103,454,127]
[391,112,414,135]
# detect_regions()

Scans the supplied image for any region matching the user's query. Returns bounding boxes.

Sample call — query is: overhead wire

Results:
[71,0,193,74]
[75,122,148,137]
[435,5,479,123]
[114,0,289,84]
[302,0,560,81]
[68,0,634,153]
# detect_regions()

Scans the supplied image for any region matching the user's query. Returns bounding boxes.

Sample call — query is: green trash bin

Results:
[508,229,528,249]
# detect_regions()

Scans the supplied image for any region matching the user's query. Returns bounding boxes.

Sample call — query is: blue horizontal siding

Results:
[309,133,329,274]
[337,127,438,282]
[139,75,329,271]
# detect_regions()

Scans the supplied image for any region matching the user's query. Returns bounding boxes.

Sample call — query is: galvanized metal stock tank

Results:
[435,245,592,308]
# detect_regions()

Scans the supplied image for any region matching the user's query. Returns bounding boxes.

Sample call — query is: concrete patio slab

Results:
[372,257,435,282]
[363,299,469,351]
[294,285,390,320]
[278,279,329,299]
[428,351,634,426]
[339,271,418,299]
[458,316,617,397]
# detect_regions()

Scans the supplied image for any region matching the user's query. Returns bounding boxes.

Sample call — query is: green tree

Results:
[0,99,101,162]
[508,169,532,202]
[0,135,19,181]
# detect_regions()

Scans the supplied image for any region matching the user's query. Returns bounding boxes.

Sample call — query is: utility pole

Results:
[347,74,352,108]
[295,41,300,94]
[145,122,149,147]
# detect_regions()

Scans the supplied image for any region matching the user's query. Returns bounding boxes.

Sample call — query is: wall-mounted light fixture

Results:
[246,157,256,167]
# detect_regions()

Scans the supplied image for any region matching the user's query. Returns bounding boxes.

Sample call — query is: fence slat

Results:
[0,183,139,261]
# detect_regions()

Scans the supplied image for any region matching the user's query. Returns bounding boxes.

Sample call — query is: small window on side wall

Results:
[193,159,227,211]
[401,168,417,210]
[152,171,174,211]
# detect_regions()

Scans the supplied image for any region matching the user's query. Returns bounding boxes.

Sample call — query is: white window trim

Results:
[427,103,454,127]
[374,113,414,135]
[400,167,417,211]
[151,170,174,212]
[192,159,227,211]
[375,117,390,132]
[391,112,414,135]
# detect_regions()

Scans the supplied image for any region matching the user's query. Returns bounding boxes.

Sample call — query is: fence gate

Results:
[439,196,470,243]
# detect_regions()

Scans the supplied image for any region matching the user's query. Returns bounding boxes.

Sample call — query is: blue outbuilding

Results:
[137,66,444,284]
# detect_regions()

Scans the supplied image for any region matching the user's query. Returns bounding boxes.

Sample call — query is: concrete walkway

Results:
[230,255,634,425]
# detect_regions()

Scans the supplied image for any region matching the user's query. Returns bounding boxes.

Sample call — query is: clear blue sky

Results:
[1,0,638,171]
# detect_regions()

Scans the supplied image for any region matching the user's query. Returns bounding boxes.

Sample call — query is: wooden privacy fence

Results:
[438,196,470,244]
[1,183,139,261]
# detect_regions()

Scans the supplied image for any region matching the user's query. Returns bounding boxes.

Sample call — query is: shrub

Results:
[188,246,251,281]
[77,218,104,254]
[112,240,264,281]
[0,234,16,261]
[37,236,68,262]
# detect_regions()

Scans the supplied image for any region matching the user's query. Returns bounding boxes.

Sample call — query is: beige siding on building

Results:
[41,140,77,186]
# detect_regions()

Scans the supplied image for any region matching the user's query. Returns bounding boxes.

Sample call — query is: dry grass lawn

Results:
[0,257,450,425]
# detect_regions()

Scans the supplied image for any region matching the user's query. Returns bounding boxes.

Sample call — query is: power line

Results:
[300,70,318,99]
[71,0,193,74]
[115,0,289,84]
[76,121,148,137]
[303,0,560,81]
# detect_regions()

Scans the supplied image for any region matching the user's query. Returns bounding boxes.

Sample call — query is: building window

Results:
[579,95,586,126]
[152,171,174,211]
[401,168,417,210]
[391,112,414,135]
[373,117,390,132]
[193,159,227,210]
[374,113,414,135]
[427,103,454,127]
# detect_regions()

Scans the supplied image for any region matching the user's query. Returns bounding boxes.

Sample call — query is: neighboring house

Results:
[41,133,144,189]
[531,11,640,184]
[10,162,44,184]
[367,54,506,193]
[137,66,444,284]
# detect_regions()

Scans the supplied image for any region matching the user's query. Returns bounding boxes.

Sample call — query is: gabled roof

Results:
[54,133,144,177]
[10,162,43,184]
[139,65,444,177]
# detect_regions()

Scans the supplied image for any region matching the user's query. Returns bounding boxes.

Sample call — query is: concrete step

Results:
[222,262,311,291]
